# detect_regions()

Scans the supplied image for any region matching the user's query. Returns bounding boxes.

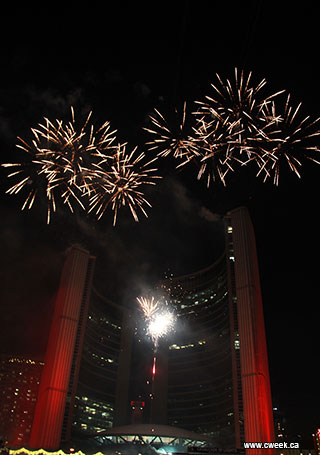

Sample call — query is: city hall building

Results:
[0,206,275,452]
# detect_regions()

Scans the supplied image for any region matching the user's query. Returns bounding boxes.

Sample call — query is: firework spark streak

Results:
[144,102,197,159]
[2,108,118,223]
[137,296,159,319]
[88,143,161,225]
[137,295,175,422]
[256,94,320,185]
[189,68,285,185]
[183,116,239,187]
[143,68,320,187]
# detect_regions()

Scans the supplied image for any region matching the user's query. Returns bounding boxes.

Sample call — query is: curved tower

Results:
[156,207,274,452]
[70,289,132,436]
[161,254,235,447]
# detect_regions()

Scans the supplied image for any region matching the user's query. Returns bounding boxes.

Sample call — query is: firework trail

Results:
[137,295,175,422]
[2,108,117,223]
[88,143,161,225]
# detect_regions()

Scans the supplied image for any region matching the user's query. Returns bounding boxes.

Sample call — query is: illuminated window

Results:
[235,333,240,350]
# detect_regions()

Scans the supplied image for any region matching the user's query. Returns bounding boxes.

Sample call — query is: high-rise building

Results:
[29,245,132,447]
[0,245,132,449]
[29,245,96,449]
[225,207,274,449]
[0,356,44,447]
[2,206,274,453]
[150,206,275,450]
[70,289,132,438]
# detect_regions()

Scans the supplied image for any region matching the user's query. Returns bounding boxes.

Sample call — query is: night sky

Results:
[0,3,319,443]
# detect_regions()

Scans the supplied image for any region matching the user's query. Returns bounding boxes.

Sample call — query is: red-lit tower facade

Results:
[29,245,95,449]
[225,207,275,452]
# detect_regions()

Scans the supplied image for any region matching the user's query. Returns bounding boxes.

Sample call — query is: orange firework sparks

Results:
[190,68,285,184]
[143,68,286,187]
[144,102,197,159]
[88,143,161,225]
[184,115,239,187]
[137,296,159,319]
[256,94,320,185]
[2,107,118,223]
[143,67,320,187]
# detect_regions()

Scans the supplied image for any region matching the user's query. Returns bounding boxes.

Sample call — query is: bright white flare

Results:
[137,296,175,347]
[148,311,175,341]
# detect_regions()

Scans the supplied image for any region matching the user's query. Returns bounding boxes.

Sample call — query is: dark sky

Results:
[0,2,319,442]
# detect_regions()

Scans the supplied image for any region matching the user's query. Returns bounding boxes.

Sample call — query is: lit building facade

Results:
[2,207,274,453]
[160,255,236,447]
[70,289,132,437]
[0,356,44,447]
[3,244,132,449]
[0,246,133,450]
[152,206,275,451]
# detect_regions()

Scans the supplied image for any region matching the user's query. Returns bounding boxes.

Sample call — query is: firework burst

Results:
[143,69,286,187]
[187,68,285,185]
[88,143,161,225]
[2,108,117,223]
[195,68,283,153]
[137,296,175,348]
[147,311,175,346]
[144,102,196,159]
[182,115,239,187]
[256,94,320,185]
